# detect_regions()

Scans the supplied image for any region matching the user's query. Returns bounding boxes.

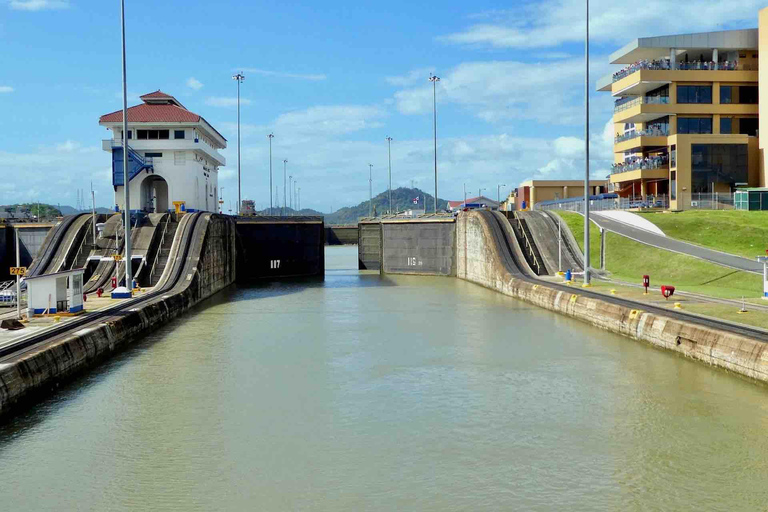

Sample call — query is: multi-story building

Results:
[99,91,226,213]
[598,29,760,209]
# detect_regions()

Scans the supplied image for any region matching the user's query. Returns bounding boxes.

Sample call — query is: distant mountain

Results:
[324,187,449,225]
[59,205,113,215]
[256,206,325,217]
[1,203,61,220]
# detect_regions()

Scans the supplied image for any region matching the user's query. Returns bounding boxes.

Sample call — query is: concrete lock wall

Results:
[0,214,237,416]
[236,219,325,281]
[457,211,768,384]
[381,219,456,276]
[325,226,358,245]
[358,221,382,270]
[14,224,54,266]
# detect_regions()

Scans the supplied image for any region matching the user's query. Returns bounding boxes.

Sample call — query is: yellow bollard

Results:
[673,302,682,309]
[53,315,61,322]
[610,289,616,295]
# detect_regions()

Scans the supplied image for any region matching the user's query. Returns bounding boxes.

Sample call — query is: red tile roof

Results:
[99,103,201,123]
[447,196,498,208]
[140,90,175,100]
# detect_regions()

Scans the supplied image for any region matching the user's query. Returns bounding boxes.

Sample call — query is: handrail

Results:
[72,217,94,268]
[149,215,171,283]
[513,213,542,275]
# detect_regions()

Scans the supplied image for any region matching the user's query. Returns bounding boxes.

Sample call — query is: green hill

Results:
[325,187,448,225]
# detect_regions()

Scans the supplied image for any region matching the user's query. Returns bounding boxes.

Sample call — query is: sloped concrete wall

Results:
[457,210,768,383]
[0,214,236,417]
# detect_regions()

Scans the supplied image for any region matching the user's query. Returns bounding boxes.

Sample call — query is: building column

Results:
[713,48,719,69]
[640,179,647,198]
[670,48,676,70]
[529,187,536,210]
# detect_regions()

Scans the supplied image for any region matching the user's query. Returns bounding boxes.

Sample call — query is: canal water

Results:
[2,246,768,510]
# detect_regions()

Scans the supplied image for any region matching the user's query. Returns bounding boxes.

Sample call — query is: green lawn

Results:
[554,211,762,299]
[636,210,768,259]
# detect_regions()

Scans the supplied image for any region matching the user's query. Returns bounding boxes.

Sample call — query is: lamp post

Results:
[583,0,591,286]
[282,159,287,217]
[429,74,440,213]
[368,163,373,217]
[268,133,274,214]
[463,183,467,209]
[219,186,225,214]
[232,72,245,214]
[298,187,301,211]
[294,180,298,214]
[478,187,486,204]
[497,184,506,208]
[119,0,132,296]
[289,175,293,213]
[386,136,393,214]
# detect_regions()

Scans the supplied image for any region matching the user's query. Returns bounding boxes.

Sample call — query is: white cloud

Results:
[205,96,252,107]
[385,67,435,87]
[0,86,13,93]
[55,140,80,152]
[239,68,327,81]
[394,59,609,125]
[438,0,762,49]
[9,0,69,10]
[186,77,203,90]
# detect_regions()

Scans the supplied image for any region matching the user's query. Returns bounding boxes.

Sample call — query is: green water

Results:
[2,246,768,511]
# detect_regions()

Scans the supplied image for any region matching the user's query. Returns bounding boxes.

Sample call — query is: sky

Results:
[0,0,765,212]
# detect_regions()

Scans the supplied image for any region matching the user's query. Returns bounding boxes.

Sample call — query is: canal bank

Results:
[3,245,768,510]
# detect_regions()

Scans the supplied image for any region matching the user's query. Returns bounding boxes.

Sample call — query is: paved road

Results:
[589,212,763,274]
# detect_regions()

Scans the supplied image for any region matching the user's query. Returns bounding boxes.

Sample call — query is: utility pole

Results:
[463,183,467,208]
[497,184,506,207]
[368,163,373,217]
[15,229,20,319]
[91,181,96,245]
[298,187,301,212]
[429,74,440,213]
[282,159,287,217]
[232,72,245,214]
[583,0,591,286]
[386,136,393,214]
[293,180,298,214]
[268,133,274,213]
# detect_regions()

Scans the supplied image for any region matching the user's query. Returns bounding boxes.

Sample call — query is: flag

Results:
[413,196,419,204]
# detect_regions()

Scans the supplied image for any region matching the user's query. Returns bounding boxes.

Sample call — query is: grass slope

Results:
[555,211,761,299]
[637,210,768,259]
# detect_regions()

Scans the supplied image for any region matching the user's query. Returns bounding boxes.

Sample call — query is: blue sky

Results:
[0,0,764,211]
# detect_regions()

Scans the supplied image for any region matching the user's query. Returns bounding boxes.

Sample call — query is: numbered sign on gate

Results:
[113,254,123,262]
[10,267,27,276]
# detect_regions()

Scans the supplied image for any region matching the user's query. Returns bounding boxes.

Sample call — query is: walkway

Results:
[587,212,763,274]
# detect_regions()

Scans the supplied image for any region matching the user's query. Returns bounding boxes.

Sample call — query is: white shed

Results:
[25,268,85,316]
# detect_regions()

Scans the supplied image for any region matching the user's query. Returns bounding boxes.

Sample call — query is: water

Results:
[2,245,768,511]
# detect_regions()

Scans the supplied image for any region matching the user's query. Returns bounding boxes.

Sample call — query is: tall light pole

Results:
[463,183,467,208]
[583,0,591,286]
[497,184,506,207]
[293,180,298,214]
[386,136,393,214]
[429,74,440,213]
[478,188,486,207]
[219,186,225,214]
[289,175,293,213]
[282,159,287,217]
[368,163,374,217]
[298,187,301,211]
[118,0,132,297]
[268,133,274,214]
[232,72,245,215]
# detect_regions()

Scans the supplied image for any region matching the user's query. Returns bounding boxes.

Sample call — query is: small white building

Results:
[99,91,227,213]
[25,268,85,316]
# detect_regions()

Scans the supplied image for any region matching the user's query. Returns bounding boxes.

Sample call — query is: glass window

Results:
[678,117,713,134]
[670,144,677,168]
[126,130,132,139]
[174,130,185,139]
[739,118,758,136]
[690,144,748,192]
[670,171,677,200]
[147,130,158,140]
[740,86,758,104]
[145,152,163,158]
[137,130,148,140]
[677,85,712,104]
[158,130,169,140]
[720,86,732,104]
[721,117,732,134]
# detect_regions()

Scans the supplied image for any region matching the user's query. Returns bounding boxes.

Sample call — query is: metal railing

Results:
[615,127,669,143]
[611,155,669,174]
[614,95,670,112]
[149,215,172,284]
[612,60,741,82]
[512,213,542,275]
[538,195,670,212]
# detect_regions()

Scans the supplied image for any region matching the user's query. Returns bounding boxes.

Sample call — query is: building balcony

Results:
[598,68,758,95]
[613,96,673,123]
[609,167,669,184]
[614,129,669,153]
[609,156,669,183]
[102,138,225,166]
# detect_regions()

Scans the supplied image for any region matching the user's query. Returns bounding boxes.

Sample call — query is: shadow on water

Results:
[0,267,395,436]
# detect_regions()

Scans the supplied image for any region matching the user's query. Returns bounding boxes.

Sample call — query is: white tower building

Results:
[99,90,226,212]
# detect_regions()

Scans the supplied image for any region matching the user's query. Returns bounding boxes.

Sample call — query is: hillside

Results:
[324,187,449,225]
[1,203,62,220]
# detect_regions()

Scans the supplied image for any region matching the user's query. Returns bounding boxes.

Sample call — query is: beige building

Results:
[598,24,765,209]
[511,180,608,210]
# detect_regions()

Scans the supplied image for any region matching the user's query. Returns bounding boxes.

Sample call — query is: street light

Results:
[429,74,440,213]
[478,188,486,203]
[289,175,293,213]
[298,187,301,211]
[220,186,225,214]
[282,159,287,217]
[268,133,274,214]
[583,0,591,286]
[463,183,467,209]
[119,0,133,296]
[386,136,393,214]
[497,184,506,207]
[232,72,245,215]
[368,163,374,217]
[293,179,298,214]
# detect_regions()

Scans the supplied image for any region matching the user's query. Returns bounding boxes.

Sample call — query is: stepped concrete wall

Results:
[358,221,382,270]
[457,211,768,383]
[0,214,236,417]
